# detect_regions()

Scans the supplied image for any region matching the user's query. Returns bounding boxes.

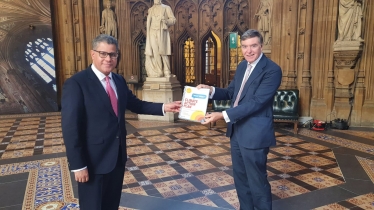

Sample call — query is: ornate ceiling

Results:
[0,0,56,114]
[0,0,51,63]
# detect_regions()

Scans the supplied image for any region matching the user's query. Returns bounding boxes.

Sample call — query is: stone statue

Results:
[100,1,117,38]
[337,0,363,42]
[145,0,176,78]
[255,0,272,45]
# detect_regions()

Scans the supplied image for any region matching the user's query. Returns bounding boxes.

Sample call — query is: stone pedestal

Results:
[138,76,182,122]
[332,40,363,120]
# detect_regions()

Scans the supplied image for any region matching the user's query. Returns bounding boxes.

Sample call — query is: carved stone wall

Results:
[357,0,374,126]
[49,0,374,125]
[121,0,250,88]
[309,0,339,122]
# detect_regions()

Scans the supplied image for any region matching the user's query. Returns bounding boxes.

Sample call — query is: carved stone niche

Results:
[333,41,363,99]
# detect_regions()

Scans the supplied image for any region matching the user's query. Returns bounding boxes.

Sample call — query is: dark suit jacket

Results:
[213,55,282,149]
[61,66,163,174]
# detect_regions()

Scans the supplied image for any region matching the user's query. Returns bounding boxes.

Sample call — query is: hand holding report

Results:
[178,86,210,122]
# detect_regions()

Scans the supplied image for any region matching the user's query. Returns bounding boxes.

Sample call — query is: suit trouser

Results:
[230,136,271,210]
[77,148,125,210]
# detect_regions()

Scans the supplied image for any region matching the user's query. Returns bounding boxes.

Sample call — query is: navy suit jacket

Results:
[61,66,163,174]
[213,55,282,149]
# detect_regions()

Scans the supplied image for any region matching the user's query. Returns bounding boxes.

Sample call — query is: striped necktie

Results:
[233,64,253,107]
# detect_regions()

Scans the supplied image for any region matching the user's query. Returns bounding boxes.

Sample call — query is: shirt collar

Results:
[248,53,263,66]
[91,64,112,81]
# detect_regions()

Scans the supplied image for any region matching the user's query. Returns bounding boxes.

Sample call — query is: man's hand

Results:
[201,112,223,124]
[74,169,89,183]
[196,84,213,95]
[164,101,182,113]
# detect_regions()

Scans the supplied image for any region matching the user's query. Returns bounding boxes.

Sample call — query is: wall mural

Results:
[0,0,57,115]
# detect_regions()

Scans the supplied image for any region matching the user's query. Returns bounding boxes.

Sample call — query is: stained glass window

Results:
[184,37,195,84]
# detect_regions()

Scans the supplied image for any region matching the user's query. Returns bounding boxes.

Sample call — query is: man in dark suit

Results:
[198,29,282,210]
[61,34,181,210]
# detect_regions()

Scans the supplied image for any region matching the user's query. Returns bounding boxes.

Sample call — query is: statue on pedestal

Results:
[100,0,117,38]
[145,0,176,78]
[337,0,363,42]
[255,0,272,45]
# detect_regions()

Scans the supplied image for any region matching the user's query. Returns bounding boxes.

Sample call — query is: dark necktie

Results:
[105,76,118,116]
[233,64,253,107]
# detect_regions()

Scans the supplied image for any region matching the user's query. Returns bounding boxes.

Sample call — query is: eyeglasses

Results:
[93,50,119,59]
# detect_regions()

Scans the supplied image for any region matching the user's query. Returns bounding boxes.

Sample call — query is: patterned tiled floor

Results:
[314,193,374,210]
[0,157,136,210]
[0,115,373,210]
[357,156,374,184]
[334,130,374,141]
[283,128,374,155]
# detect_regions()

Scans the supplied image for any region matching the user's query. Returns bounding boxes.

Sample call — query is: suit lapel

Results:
[233,63,247,100]
[87,68,117,117]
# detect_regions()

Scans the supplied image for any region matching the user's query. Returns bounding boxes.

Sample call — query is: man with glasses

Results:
[198,29,282,210]
[61,34,181,210]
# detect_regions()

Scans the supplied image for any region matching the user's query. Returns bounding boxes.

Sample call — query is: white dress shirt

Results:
[210,53,263,123]
[71,65,165,172]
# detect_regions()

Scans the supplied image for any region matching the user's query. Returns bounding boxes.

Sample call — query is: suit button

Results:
[116,136,119,138]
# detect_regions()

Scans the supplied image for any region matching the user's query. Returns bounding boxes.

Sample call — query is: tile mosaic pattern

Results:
[122,125,346,208]
[185,196,218,207]
[0,157,137,210]
[270,179,309,199]
[333,129,374,140]
[127,120,182,129]
[356,156,374,184]
[286,128,374,155]
[1,115,373,210]
[0,116,64,159]
[153,178,199,198]
[0,112,60,119]
[0,157,78,209]
[217,189,240,209]
[314,193,374,210]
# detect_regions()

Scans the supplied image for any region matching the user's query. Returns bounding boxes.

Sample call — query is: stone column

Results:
[299,0,313,117]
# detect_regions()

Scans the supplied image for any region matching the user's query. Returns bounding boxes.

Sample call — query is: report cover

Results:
[178,86,210,122]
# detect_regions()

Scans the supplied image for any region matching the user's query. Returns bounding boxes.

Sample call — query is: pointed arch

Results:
[224,0,249,34]
[175,0,198,39]
[132,32,147,82]
[176,30,196,86]
[130,2,148,40]
[225,26,245,86]
[199,29,220,87]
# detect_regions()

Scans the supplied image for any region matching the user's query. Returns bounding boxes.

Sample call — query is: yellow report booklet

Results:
[178,86,210,122]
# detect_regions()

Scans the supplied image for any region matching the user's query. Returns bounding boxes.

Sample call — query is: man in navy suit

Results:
[198,29,282,210]
[61,34,181,210]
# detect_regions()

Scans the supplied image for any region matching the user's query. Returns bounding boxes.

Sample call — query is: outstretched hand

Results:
[196,84,213,95]
[164,101,182,113]
[201,112,224,125]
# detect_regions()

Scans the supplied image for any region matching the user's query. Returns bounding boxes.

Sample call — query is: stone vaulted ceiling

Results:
[0,0,51,67]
